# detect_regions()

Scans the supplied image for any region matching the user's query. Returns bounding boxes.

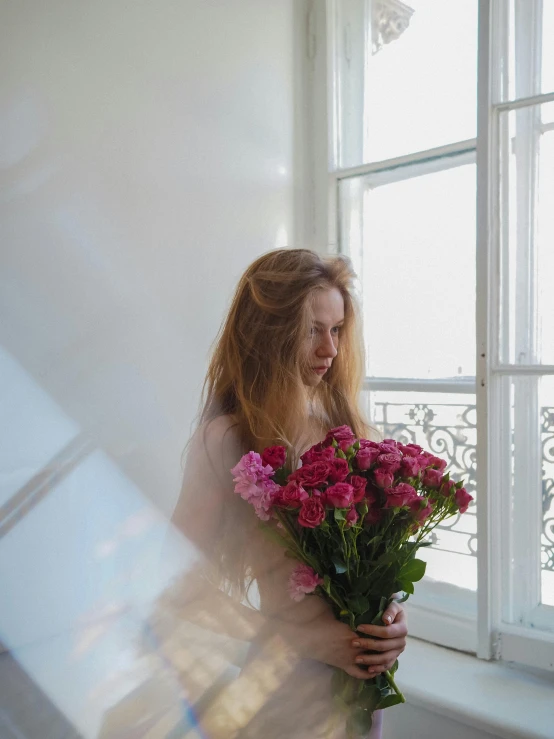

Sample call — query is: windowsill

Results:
[399,637,554,739]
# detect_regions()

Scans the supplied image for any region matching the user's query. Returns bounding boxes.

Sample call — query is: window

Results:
[320,0,554,669]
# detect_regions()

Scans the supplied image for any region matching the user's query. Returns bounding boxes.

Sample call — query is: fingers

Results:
[354,649,400,671]
[381,601,406,626]
[352,636,406,653]
[356,615,407,641]
[346,664,376,680]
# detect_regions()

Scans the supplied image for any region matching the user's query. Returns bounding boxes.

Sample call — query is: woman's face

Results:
[302,287,345,387]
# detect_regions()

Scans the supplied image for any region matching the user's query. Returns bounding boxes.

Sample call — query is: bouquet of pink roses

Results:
[231,425,473,736]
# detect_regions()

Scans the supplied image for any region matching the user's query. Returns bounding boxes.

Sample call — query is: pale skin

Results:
[302,286,408,679]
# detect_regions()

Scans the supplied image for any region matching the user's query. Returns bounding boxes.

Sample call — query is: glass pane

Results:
[340,160,476,379]
[498,106,554,365]
[505,0,554,100]
[336,0,477,167]
[543,0,554,95]
[363,388,477,592]
[503,375,554,611]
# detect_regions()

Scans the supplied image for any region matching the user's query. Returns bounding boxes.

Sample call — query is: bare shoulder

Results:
[186,415,244,483]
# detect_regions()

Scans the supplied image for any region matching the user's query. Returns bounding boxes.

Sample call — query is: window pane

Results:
[498,106,554,365]
[502,375,554,613]
[363,388,477,592]
[336,0,477,167]
[543,0,554,95]
[505,0,554,100]
[340,161,476,379]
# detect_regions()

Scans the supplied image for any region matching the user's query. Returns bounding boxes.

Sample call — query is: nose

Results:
[316,331,338,360]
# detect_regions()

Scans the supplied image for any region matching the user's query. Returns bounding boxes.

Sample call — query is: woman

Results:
[169,249,408,738]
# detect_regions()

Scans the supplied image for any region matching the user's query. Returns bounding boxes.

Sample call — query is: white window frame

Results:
[311,0,554,670]
[478,0,554,669]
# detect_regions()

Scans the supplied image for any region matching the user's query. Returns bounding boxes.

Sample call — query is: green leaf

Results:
[272,467,289,485]
[357,684,381,712]
[346,594,370,615]
[397,579,414,594]
[334,508,346,522]
[323,574,331,592]
[370,609,385,625]
[377,551,398,565]
[375,673,388,690]
[375,694,404,710]
[351,575,372,593]
[337,449,347,460]
[399,558,426,582]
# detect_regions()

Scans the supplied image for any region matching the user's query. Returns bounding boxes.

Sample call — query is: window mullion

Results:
[476,0,496,661]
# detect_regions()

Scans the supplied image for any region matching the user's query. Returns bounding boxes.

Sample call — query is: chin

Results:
[303,374,324,388]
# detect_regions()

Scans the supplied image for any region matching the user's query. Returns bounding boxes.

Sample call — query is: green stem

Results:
[384,670,405,703]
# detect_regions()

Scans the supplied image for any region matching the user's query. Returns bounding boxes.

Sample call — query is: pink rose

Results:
[249,478,280,521]
[384,482,418,508]
[454,488,473,513]
[328,458,350,483]
[345,506,359,528]
[261,445,287,470]
[325,425,356,447]
[292,461,332,488]
[231,451,273,484]
[287,564,324,602]
[379,440,399,454]
[422,468,443,489]
[426,455,447,472]
[355,446,381,470]
[440,478,456,496]
[400,455,421,477]
[347,474,367,503]
[275,480,309,508]
[359,438,380,448]
[232,451,277,519]
[298,496,326,527]
[373,467,395,489]
[409,496,433,523]
[398,443,423,457]
[324,482,354,508]
[377,452,402,473]
[300,444,336,465]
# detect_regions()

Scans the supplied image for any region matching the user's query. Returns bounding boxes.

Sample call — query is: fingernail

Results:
[384,615,392,623]
[355,657,364,664]
[352,640,361,647]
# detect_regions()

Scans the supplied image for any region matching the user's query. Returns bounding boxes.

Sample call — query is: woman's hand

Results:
[309,616,382,680]
[350,601,408,676]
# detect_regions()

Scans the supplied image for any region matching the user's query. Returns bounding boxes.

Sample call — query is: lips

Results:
[313,366,330,374]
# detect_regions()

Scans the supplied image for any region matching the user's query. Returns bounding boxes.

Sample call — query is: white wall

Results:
[0,1,310,735]
[0,0,310,516]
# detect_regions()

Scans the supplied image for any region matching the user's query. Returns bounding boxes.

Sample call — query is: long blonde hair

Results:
[201,248,370,455]
[197,248,372,599]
